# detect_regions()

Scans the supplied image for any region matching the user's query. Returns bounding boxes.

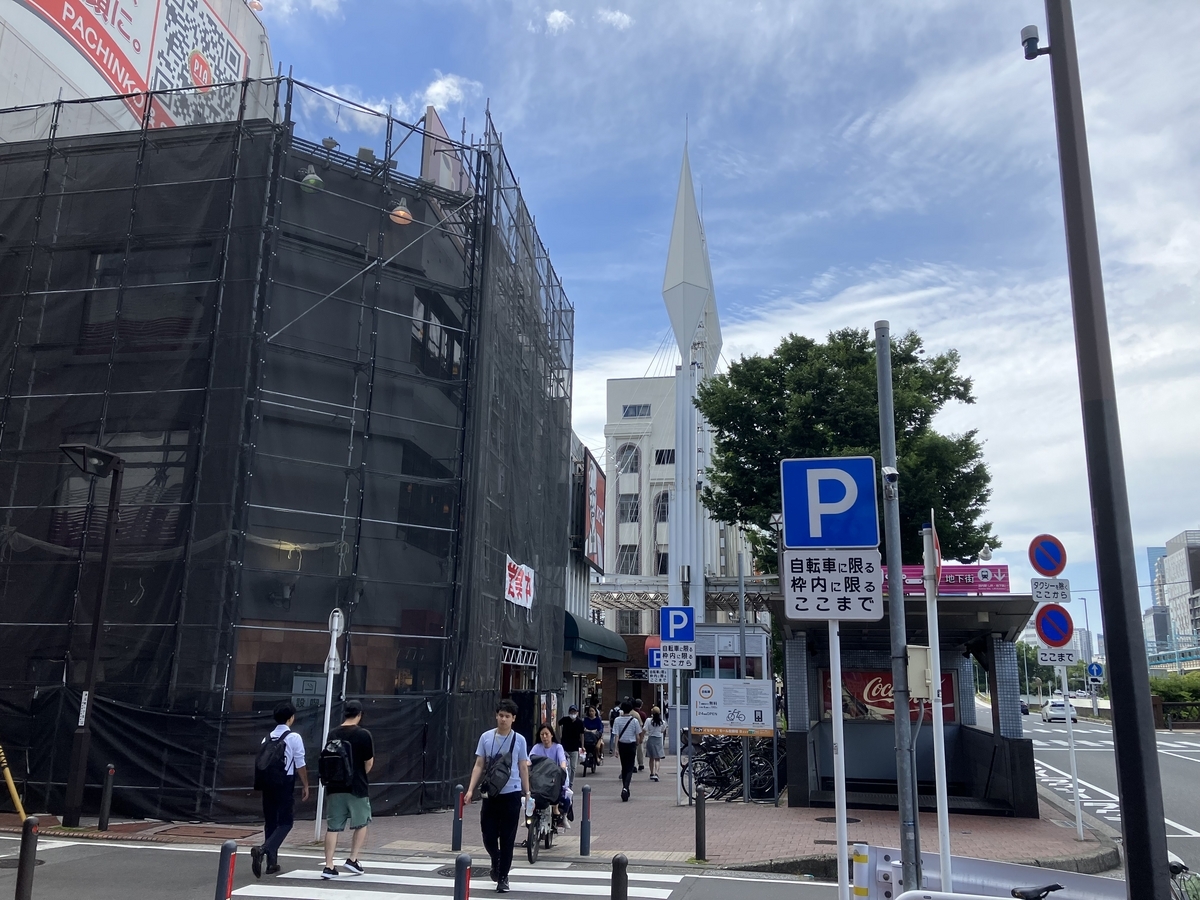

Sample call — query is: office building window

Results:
[654,449,675,465]
[615,544,640,575]
[618,493,640,524]
[652,491,669,523]
[622,404,651,418]
[617,609,642,634]
[615,443,640,474]
[654,550,669,576]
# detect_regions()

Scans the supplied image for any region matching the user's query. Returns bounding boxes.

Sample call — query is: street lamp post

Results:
[1022,4,1170,896]
[59,443,125,829]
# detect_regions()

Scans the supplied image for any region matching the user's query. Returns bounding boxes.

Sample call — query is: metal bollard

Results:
[99,763,115,832]
[611,853,628,900]
[579,784,591,856]
[1168,714,1174,733]
[694,787,706,861]
[14,815,38,900]
[852,843,869,897]
[214,839,237,900]
[452,783,464,851]
[453,852,471,900]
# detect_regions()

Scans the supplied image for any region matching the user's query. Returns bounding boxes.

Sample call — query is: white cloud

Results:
[545,10,574,34]
[265,0,339,19]
[596,9,632,29]
[423,72,483,112]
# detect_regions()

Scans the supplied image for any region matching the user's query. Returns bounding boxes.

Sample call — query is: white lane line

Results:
[1033,741,1048,747]
[288,866,683,883]
[1077,740,1101,747]
[235,888,438,900]
[1036,759,1200,837]
[281,872,672,899]
[1161,750,1200,765]
[1051,739,1069,747]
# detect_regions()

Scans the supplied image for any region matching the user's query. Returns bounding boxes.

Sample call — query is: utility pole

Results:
[1022,4,1170,896]
[874,322,919,892]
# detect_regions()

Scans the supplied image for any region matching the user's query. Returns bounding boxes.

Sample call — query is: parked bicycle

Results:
[679,732,781,801]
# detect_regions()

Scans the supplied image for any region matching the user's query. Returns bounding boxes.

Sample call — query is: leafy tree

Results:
[695,328,997,567]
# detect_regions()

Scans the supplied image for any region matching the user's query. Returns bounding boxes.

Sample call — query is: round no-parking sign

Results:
[1035,603,1074,648]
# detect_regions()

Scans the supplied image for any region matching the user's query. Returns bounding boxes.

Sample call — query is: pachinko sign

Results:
[823,670,956,723]
[504,555,535,609]
[21,0,249,125]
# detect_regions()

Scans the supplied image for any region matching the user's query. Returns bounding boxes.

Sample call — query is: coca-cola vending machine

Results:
[822,670,956,723]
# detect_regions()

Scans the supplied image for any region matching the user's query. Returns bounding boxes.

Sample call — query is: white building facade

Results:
[1163,530,1200,639]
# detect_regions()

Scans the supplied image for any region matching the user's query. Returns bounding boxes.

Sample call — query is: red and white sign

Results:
[20,0,250,126]
[823,670,956,723]
[881,564,1010,596]
[504,555,535,609]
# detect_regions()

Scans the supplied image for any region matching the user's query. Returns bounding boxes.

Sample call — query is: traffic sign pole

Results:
[1060,665,1084,841]
[923,521,951,891]
[829,619,849,900]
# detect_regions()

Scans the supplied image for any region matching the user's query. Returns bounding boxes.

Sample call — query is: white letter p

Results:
[807,468,858,538]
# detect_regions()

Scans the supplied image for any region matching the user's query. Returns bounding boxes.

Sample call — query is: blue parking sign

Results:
[649,648,662,668]
[780,456,879,549]
[660,606,695,642]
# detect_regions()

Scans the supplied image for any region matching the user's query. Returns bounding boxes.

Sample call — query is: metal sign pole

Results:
[314,608,344,841]
[829,619,849,900]
[1060,665,1085,840]
[922,524,952,890]
[675,667,683,807]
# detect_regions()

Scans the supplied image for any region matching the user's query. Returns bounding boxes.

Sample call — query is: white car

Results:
[1041,699,1078,723]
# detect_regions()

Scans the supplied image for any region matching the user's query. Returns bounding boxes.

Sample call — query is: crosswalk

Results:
[232,858,686,900]
[1027,724,1200,750]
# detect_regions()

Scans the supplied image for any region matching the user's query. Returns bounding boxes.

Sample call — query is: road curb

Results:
[1033,783,1123,873]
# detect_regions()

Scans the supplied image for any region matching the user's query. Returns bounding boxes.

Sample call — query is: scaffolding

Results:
[0,77,574,819]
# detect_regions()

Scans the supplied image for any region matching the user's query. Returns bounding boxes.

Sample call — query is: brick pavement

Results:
[280,756,1116,869]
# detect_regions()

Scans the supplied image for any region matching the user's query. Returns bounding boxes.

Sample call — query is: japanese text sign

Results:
[504,555,535,609]
[691,678,774,737]
[782,548,884,621]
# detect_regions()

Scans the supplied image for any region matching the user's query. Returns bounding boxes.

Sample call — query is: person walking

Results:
[557,705,585,777]
[319,700,374,880]
[466,699,531,893]
[251,701,309,878]
[644,706,666,782]
[607,702,621,756]
[633,698,647,772]
[612,700,643,802]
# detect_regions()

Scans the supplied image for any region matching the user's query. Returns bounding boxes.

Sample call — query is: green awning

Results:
[565,612,628,662]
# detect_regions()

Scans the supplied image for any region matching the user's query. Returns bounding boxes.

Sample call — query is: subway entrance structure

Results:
[0,78,574,820]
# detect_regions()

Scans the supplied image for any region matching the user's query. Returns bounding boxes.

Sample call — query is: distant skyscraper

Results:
[1162,531,1200,638]
[1148,546,1168,607]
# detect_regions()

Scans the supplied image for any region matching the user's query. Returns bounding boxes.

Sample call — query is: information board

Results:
[781,548,884,621]
[690,678,774,736]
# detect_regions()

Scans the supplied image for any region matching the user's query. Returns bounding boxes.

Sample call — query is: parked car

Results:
[1020,699,1030,715]
[1042,698,1078,723]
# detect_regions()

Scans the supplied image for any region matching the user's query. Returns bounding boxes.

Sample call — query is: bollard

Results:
[611,853,628,900]
[452,783,464,851]
[214,839,237,900]
[1168,714,1174,733]
[453,852,471,900]
[579,784,591,856]
[14,815,38,900]
[694,787,706,861]
[852,843,869,897]
[99,763,115,832]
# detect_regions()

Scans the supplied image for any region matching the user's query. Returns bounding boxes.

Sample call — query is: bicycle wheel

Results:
[527,823,539,863]
[748,755,775,798]
[690,759,720,799]
[544,826,553,849]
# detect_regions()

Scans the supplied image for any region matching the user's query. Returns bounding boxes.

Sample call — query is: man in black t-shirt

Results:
[321,701,374,880]
[557,705,585,775]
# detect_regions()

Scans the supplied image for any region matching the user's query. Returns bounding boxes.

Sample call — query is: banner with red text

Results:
[504,555,535,609]
[822,670,956,723]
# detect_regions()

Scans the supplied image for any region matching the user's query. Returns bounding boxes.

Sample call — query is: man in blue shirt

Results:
[251,701,309,878]
[466,699,531,893]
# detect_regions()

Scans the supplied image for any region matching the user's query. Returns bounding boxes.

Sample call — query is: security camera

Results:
[1021,24,1042,60]
[881,466,899,484]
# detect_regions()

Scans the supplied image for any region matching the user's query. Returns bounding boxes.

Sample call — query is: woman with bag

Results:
[644,706,666,781]
[466,699,531,893]
[612,700,643,802]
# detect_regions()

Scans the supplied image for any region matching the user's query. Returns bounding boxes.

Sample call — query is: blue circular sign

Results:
[1036,603,1073,648]
[1087,662,1103,679]
[1029,533,1067,577]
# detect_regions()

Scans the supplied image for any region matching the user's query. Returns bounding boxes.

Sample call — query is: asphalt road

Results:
[0,835,839,900]
[976,700,1200,871]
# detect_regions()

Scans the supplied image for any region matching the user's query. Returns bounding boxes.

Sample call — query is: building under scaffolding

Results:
[0,77,574,820]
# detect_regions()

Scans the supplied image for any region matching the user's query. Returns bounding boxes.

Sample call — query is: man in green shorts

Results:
[322,700,374,879]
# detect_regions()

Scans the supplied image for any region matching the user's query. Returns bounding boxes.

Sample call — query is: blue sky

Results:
[260,1,1200,630]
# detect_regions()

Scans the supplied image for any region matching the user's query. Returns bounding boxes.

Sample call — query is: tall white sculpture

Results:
[664,146,722,621]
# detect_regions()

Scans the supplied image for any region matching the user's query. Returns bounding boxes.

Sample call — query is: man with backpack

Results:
[465,698,531,893]
[250,701,309,879]
[318,700,374,880]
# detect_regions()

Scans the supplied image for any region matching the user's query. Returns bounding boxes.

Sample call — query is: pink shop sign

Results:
[881,564,1010,595]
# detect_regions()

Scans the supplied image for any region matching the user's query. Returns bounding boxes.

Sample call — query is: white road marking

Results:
[1036,759,1200,837]
[274,872,674,899]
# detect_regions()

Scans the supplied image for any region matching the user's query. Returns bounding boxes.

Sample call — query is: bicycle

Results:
[679,733,784,801]
[1172,855,1200,900]
[523,798,554,863]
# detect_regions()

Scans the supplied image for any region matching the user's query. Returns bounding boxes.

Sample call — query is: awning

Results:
[565,612,628,663]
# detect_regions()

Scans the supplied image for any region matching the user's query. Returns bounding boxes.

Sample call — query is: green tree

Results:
[695,328,997,567]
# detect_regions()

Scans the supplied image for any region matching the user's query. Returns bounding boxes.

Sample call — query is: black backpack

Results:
[318,734,355,788]
[479,732,514,800]
[253,728,292,791]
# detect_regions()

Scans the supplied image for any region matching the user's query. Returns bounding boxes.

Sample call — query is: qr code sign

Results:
[149,0,248,124]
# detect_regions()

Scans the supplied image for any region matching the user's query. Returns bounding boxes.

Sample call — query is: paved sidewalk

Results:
[279,756,1118,871]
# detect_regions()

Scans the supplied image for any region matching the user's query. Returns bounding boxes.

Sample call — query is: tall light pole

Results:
[59,443,125,828]
[1022,5,1170,896]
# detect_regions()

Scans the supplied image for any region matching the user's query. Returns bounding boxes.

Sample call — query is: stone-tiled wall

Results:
[785,634,809,730]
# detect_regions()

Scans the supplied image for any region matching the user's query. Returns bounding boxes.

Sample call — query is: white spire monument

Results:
[664,146,722,622]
